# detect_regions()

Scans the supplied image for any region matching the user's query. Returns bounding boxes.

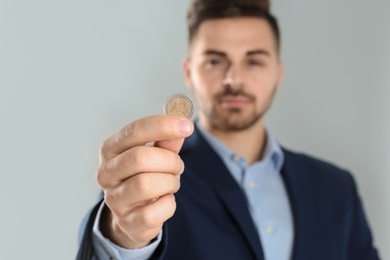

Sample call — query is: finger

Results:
[105,173,180,214]
[100,115,194,161]
[97,146,184,188]
[154,138,185,154]
[117,194,176,235]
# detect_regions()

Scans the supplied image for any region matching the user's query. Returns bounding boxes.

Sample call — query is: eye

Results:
[204,57,227,70]
[248,59,263,66]
[209,58,223,66]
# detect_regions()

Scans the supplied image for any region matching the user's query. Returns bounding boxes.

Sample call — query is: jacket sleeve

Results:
[76,199,103,260]
[76,198,168,260]
[347,174,380,259]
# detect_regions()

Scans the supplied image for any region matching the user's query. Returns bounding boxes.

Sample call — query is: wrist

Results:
[100,204,149,249]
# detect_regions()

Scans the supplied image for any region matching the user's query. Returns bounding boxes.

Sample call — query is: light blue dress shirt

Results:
[198,124,294,260]
[92,123,294,260]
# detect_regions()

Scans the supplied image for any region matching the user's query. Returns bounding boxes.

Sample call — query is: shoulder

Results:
[282,147,357,190]
[281,148,364,220]
[283,147,351,175]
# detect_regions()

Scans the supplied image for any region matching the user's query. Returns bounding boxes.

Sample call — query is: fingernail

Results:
[178,119,191,134]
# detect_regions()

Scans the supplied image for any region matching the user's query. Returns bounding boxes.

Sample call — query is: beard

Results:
[199,86,277,132]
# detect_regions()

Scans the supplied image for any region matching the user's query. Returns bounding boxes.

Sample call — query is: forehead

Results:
[190,17,277,56]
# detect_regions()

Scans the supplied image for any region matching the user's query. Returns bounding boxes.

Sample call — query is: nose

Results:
[222,64,243,93]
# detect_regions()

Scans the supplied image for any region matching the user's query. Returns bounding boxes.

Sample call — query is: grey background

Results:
[0,0,388,259]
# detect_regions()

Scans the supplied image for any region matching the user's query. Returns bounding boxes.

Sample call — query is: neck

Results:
[199,116,267,165]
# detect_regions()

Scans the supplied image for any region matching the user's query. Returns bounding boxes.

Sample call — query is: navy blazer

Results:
[77,125,379,260]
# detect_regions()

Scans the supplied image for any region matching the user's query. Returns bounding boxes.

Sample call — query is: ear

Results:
[183,57,193,90]
[275,61,284,91]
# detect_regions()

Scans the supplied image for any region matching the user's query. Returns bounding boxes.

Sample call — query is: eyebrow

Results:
[204,50,227,57]
[203,49,271,57]
[247,49,270,57]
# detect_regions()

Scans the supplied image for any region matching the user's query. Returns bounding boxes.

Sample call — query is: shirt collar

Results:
[196,121,284,172]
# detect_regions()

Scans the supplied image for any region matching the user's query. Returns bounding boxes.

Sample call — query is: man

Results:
[77,0,379,259]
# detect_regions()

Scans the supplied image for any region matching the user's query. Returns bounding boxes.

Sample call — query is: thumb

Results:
[154,119,193,153]
[154,138,185,154]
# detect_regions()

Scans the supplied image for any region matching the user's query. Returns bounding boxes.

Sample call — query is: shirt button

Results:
[264,226,273,234]
[233,154,241,162]
[248,181,256,189]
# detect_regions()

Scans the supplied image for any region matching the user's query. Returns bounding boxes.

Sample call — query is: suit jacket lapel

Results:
[281,149,316,260]
[181,125,264,259]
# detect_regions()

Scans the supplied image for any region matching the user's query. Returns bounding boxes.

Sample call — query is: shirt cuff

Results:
[92,201,162,260]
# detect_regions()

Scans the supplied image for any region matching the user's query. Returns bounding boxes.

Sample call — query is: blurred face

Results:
[184,17,283,132]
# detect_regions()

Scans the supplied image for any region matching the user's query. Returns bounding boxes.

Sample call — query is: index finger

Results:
[100,115,194,161]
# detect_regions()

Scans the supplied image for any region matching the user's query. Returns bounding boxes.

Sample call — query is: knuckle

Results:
[157,118,171,134]
[135,175,152,195]
[166,176,179,193]
[98,141,110,161]
[124,120,138,139]
[129,147,148,166]
[138,208,156,227]
[95,166,106,186]
[103,191,116,209]
[104,186,130,215]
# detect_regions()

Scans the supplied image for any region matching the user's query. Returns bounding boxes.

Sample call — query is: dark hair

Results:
[187,0,280,52]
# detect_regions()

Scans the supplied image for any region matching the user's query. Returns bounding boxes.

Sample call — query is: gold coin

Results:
[164,93,194,119]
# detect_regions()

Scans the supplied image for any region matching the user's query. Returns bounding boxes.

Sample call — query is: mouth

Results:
[219,96,250,109]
